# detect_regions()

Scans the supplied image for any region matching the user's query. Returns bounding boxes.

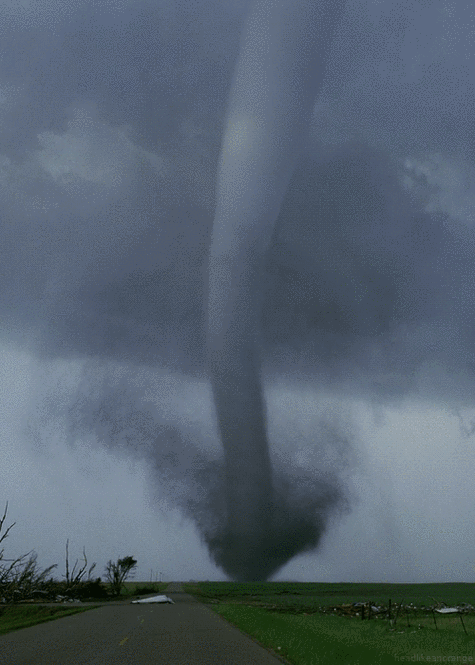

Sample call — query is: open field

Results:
[184,582,475,665]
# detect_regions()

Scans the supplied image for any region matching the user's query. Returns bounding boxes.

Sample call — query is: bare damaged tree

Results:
[0,502,15,548]
[104,556,137,596]
[5,552,57,601]
[63,539,96,595]
[0,501,57,602]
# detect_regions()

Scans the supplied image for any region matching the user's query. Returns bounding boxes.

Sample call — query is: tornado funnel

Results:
[206,0,346,580]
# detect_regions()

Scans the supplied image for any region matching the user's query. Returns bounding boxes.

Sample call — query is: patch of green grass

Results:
[184,582,475,609]
[184,583,475,665]
[0,605,100,636]
[211,604,475,665]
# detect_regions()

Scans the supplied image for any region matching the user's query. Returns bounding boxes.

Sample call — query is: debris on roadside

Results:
[131,595,174,604]
[319,601,475,619]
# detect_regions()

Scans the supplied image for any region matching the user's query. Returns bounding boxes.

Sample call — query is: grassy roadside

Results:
[211,604,475,665]
[184,582,475,665]
[0,581,168,636]
[0,605,100,636]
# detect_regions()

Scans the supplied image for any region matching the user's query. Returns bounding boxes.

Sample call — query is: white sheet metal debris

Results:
[131,595,174,604]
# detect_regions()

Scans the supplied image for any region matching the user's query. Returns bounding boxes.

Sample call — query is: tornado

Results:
[207,0,346,580]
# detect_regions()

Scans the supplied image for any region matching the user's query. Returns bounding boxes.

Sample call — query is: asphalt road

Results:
[0,584,287,664]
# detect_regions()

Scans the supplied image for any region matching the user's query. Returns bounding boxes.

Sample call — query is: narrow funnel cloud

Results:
[207,0,346,580]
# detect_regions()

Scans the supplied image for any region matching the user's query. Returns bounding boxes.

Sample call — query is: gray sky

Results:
[1,0,475,583]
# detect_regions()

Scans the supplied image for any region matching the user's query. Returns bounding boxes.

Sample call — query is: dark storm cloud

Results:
[2,0,475,578]
[0,0,472,387]
[0,0,250,373]
[264,140,475,403]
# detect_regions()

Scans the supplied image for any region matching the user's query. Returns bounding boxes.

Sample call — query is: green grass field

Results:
[184,582,475,665]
